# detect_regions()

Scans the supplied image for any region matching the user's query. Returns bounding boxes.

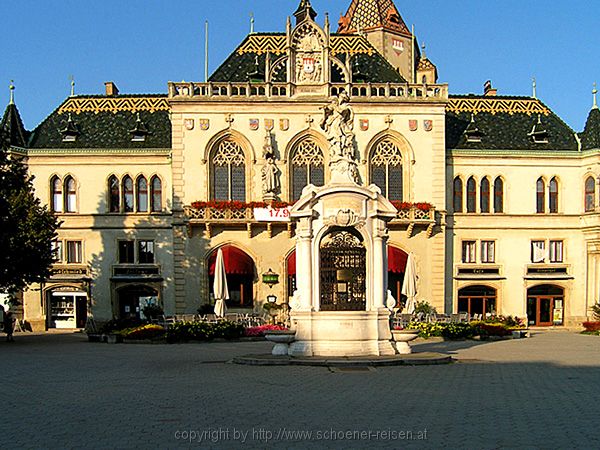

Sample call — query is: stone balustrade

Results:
[168,82,448,102]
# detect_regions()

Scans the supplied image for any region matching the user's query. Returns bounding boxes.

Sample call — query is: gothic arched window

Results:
[536,178,545,213]
[370,139,403,201]
[65,176,77,213]
[480,177,490,213]
[467,177,476,213]
[109,175,120,212]
[151,176,162,212]
[549,177,558,213]
[51,176,63,213]
[291,139,324,201]
[136,176,148,212]
[585,176,596,212]
[123,175,134,212]
[453,177,463,213]
[494,177,504,213]
[210,139,246,201]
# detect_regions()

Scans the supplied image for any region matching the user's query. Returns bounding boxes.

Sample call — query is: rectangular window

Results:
[481,241,495,263]
[462,241,476,264]
[118,241,135,264]
[549,240,564,263]
[138,240,155,264]
[51,240,63,262]
[531,240,546,263]
[66,241,82,264]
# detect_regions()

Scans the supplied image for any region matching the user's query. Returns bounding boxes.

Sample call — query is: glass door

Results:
[527,296,554,326]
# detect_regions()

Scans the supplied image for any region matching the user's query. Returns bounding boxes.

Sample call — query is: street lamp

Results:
[262,268,279,288]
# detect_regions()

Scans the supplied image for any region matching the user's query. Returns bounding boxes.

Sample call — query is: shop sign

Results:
[253,207,291,222]
[52,267,89,276]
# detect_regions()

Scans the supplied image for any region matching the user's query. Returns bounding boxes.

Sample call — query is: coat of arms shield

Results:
[264,119,274,131]
[360,119,369,131]
[424,120,433,132]
[249,119,260,131]
[303,57,316,74]
[185,119,195,131]
[280,119,289,131]
[409,120,418,132]
[199,119,210,131]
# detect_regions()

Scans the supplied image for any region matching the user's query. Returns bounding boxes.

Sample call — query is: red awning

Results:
[388,246,408,274]
[208,246,254,276]
[287,252,296,275]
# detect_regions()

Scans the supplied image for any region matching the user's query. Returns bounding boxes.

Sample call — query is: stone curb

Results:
[232,352,453,367]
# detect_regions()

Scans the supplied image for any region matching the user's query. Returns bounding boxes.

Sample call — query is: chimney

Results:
[104,81,119,96]
[484,80,497,96]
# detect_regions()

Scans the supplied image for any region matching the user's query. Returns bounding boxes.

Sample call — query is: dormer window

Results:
[129,113,150,142]
[529,115,549,144]
[464,114,483,143]
[60,114,80,142]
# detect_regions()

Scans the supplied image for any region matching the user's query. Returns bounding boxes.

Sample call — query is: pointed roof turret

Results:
[294,0,317,25]
[1,83,28,148]
[338,0,411,36]
[581,86,600,150]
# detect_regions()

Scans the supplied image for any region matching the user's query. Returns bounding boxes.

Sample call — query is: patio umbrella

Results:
[213,248,229,318]
[401,252,418,314]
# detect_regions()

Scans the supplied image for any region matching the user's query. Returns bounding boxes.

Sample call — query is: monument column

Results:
[372,226,388,310]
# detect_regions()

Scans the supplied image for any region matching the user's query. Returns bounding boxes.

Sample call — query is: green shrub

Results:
[414,301,437,316]
[166,320,244,343]
[406,322,444,339]
[441,322,476,339]
[473,322,511,337]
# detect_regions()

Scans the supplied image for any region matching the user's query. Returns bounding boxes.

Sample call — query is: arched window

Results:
[64,176,77,213]
[122,176,134,212]
[291,138,324,201]
[150,176,162,212]
[136,176,148,212]
[585,176,596,212]
[480,177,490,213]
[370,138,403,201]
[453,177,463,213]
[536,178,545,213]
[549,177,558,213]
[467,177,476,213]
[51,176,63,213]
[210,139,246,201]
[494,177,504,213]
[108,175,120,212]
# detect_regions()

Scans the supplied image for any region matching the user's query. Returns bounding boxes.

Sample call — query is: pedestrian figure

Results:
[4,311,15,342]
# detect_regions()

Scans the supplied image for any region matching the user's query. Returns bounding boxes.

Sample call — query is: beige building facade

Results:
[2,0,599,330]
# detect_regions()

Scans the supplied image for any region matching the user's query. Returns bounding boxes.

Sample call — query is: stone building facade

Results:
[2,0,599,330]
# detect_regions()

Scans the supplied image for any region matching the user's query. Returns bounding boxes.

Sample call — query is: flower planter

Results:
[264,330,296,356]
[511,329,529,339]
[105,333,123,344]
[391,329,419,355]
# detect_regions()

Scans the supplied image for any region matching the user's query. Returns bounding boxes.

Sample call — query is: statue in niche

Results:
[261,131,280,199]
[320,91,359,184]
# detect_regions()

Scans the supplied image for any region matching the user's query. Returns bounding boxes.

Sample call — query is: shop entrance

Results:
[208,246,255,308]
[388,246,408,309]
[117,285,158,319]
[48,291,88,329]
[458,285,497,319]
[527,285,564,326]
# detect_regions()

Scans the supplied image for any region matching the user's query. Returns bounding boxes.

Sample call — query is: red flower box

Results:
[583,321,600,332]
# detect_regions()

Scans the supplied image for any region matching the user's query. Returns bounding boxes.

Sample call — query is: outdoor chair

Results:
[459,313,469,323]
[450,313,461,323]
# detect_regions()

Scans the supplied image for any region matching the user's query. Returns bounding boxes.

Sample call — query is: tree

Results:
[0,129,59,295]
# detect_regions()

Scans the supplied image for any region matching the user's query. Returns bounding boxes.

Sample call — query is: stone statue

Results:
[261,131,280,200]
[320,91,359,184]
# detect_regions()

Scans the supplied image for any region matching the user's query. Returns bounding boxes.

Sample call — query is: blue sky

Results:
[1,0,598,131]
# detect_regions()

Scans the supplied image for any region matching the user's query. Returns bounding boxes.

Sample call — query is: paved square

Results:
[1,331,598,449]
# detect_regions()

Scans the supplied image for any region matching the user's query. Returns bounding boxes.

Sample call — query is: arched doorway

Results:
[527,285,564,326]
[388,246,408,308]
[319,229,366,311]
[458,285,497,318]
[208,246,254,308]
[47,287,88,329]
[286,251,297,300]
[117,285,159,320]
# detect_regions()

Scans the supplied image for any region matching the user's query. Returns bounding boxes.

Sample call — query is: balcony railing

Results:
[184,203,440,239]
[169,82,448,102]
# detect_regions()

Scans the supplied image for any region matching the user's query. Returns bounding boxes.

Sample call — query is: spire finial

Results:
[421,42,427,58]
[9,80,14,105]
[532,77,537,99]
[593,82,598,109]
[70,75,75,97]
[250,12,255,34]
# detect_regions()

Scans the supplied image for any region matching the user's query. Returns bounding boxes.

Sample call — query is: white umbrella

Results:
[213,248,229,318]
[401,252,418,314]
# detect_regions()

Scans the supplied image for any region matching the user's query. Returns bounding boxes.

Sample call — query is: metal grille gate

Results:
[320,230,366,311]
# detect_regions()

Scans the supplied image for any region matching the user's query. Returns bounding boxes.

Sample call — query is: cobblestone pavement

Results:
[1,330,598,449]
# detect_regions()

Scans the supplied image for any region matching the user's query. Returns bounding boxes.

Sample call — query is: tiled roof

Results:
[581,108,600,151]
[210,33,405,83]
[446,95,578,152]
[1,103,29,148]
[338,0,411,36]
[28,95,171,149]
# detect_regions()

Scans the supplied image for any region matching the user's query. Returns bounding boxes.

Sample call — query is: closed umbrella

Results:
[401,252,418,314]
[213,248,229,318]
